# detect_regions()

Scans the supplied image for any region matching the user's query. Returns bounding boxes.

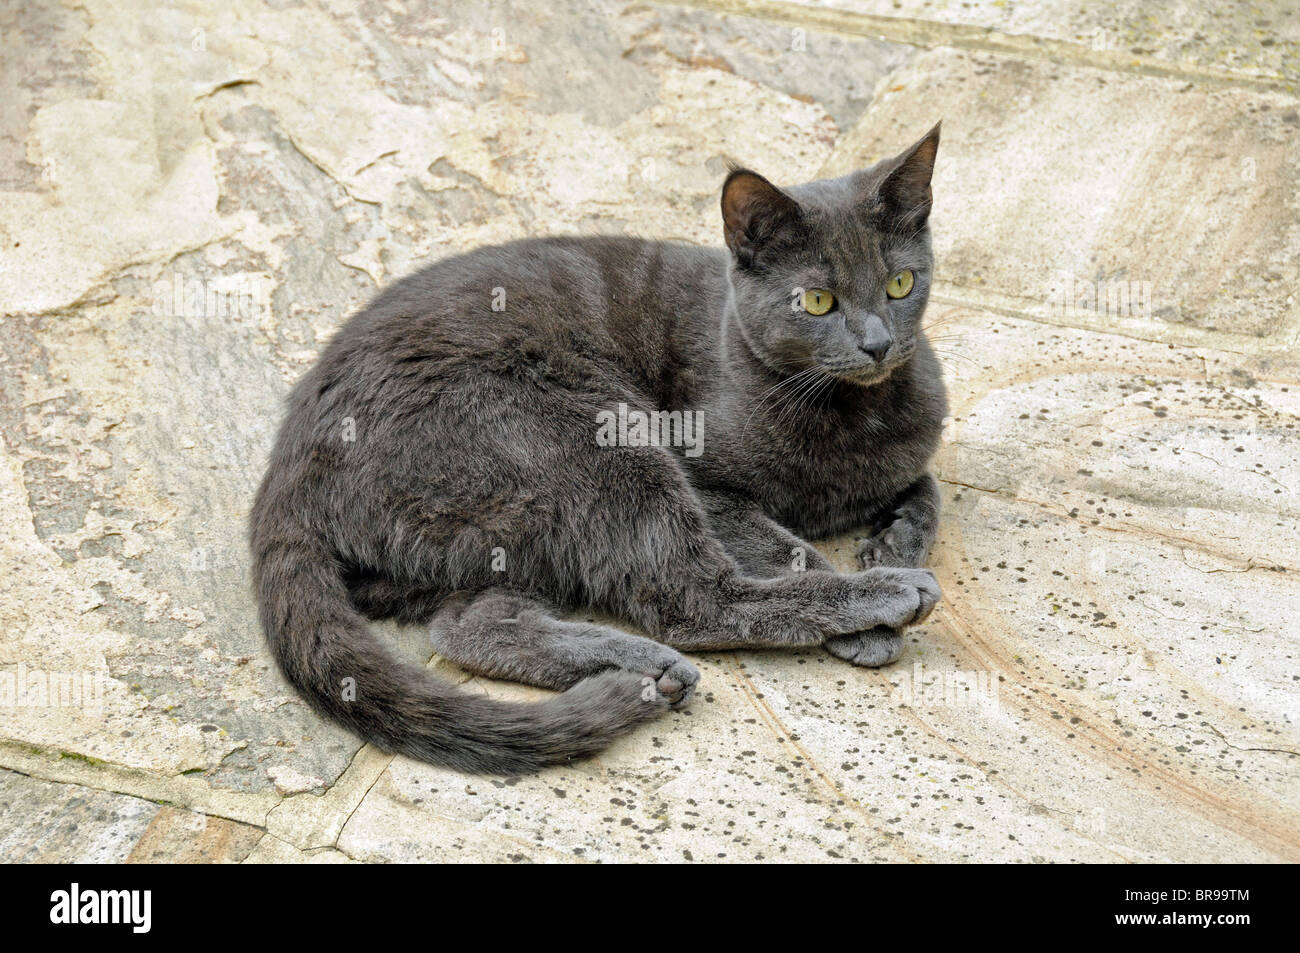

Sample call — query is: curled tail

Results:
[251,532,667,775]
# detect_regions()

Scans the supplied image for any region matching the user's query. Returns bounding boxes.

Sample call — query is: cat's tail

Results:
[251,533,668,775]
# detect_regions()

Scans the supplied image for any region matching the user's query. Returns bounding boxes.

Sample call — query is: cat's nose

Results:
[858,314,892,363]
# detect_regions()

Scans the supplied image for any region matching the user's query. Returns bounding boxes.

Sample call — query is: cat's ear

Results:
[721,169,804,268]
[874,122,940,232]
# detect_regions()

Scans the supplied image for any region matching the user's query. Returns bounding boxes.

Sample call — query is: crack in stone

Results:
[243,831,357,864]
[1203,724,1299,759]
[330,747,390,850]
[353,149,399,176]
[664,0,1296,92]
[0,745,276,831]
[193,79,261,103]
[1135,598,1264,633]
[1166,445,1294,495]
[936,477,1293,573]
[282,132,382,207]
[927,289,1288,360]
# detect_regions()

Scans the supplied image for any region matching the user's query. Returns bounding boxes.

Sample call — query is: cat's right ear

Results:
[721,169,803,268]
[871,122,941,233]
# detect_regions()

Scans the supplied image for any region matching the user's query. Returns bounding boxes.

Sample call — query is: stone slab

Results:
[821,47,1300,351]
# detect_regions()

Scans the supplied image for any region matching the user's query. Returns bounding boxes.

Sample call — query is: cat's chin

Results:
[833,365,896,388]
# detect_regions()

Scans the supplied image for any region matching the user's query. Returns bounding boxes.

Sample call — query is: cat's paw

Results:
[638,656,699,709]
[825,628,903,667]
[858,566,941,629]
[857,518,928,569]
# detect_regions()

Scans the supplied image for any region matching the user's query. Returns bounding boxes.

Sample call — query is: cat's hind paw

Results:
[638,657,699,708]
[825,628,903,667]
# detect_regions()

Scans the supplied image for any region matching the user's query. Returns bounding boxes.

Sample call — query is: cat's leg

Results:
[828,473,943,667]
[388,410,936,654]
[855,473,941,570]
[429,589,699,707]
[544,450,942,651]
[624,560,939,652]
[700,491,913,667]
[698,491,833,578]
[593,476,939,651]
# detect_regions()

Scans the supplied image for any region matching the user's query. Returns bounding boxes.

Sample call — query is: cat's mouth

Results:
[821,343,916,386]
[759,348,904,389]
[822,359,897,387]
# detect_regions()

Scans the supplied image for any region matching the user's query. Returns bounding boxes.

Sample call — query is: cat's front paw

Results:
[857,518,929,569]
[856,566,941,629]
[825,627,903,667]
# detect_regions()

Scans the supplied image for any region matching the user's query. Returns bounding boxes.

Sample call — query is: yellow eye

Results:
[802,289,834,315]
[886,270,915,299]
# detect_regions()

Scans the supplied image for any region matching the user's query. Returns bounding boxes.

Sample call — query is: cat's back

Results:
[338,235,721,350]
[307,236,722,396]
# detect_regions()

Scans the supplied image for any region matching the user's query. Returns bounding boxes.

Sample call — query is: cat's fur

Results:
[250,125,947,774]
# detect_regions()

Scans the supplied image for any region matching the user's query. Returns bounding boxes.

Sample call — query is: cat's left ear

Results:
[873,121,941,232]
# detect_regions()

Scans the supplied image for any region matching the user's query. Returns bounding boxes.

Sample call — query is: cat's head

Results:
[720,123,940,386]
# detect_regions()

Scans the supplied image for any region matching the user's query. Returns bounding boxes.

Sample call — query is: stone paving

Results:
[1,0,1296,862]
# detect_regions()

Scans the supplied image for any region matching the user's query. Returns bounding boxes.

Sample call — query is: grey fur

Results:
[250,124,947,775]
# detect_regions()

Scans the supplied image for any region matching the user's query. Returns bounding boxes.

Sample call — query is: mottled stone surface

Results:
[822,48,1300,348]
[0,0,1295,863]
[717,0,1300,83]
[318,310,1299,864]
[0,768,261,862]
[0,769,158,863]
[0,0,901,803]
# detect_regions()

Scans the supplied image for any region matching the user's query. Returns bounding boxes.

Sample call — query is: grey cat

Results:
[250,124,947,774]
